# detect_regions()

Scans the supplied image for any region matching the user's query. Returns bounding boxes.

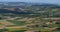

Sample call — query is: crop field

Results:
[0,2,60,32]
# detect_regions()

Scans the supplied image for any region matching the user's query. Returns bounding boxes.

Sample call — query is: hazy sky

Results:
[0,0,60,4]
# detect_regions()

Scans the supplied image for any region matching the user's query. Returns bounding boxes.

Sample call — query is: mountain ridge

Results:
[0,2,60,14]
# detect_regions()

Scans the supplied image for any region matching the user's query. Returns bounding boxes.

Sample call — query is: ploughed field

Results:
[0,17,60,32]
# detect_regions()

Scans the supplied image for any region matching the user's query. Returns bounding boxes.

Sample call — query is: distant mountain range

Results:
[0,2,60,7]
[0,2,60,14]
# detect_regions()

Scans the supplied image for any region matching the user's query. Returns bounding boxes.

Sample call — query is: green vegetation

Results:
[8,20,26,25]
[0,2,60,32]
